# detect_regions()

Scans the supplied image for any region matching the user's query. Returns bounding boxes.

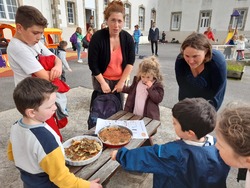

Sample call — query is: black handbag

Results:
[82,36,89,48]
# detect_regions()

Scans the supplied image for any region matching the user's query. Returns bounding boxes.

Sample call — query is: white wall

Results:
[8,0,250,44]
[157,0,250,43]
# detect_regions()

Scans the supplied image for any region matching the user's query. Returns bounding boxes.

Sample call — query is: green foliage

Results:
[227,61,245,72]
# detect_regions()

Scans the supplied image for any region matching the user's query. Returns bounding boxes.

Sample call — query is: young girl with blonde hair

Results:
[215,102,250,188]
[123,56,164,120]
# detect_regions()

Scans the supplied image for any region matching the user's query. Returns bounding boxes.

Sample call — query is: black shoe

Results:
[155,54,159,57]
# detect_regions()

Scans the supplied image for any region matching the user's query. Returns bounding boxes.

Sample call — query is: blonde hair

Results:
[238,34,245,41]
[136,56,163,84]
[217,102,250,156]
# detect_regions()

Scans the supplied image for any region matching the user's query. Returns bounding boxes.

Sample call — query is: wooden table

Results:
[68,110,161,185]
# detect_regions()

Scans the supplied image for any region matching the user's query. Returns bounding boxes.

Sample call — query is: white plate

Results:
[63,135,103,166]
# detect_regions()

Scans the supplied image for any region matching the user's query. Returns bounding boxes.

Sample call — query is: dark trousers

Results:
[61,69,66,82]
[151,40,158,55]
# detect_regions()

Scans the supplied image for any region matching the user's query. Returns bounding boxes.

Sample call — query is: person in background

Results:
[236,34,248,60]
[86,27,94,44]
[111,98,230,188]
[57,40,72,82]
[89,15,95,29]
[161,31,166,43]
[133,25,141,55]
[148,22,159,56]
[7,77,102,188]
[101,22,107,29]
[175,32,227,111]
[0,33,8,54]
[215,102,250,188]
[7,5,63,140]
[75,27,84,63]
[88,0,135,107]
[204,27,215,42]
[224,35,236,59]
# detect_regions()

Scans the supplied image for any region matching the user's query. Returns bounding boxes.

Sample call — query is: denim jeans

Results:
[76,42,82,60]
[134,42,139,54]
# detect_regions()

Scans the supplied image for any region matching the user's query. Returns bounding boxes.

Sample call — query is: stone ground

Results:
[0,87,245,188]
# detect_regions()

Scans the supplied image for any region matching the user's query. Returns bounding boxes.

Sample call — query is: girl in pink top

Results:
[123,56,164,121]
[122,56,164,145]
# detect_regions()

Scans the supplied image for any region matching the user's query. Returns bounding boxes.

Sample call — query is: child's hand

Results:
[144,80,155,88]
[110,150,118,160]
[90,178,102,188]
[68,68,72,72]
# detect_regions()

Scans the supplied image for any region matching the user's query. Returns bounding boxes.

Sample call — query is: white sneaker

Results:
[77,59,83,63]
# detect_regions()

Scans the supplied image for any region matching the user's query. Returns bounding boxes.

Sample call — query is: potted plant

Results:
[227,60,246,80]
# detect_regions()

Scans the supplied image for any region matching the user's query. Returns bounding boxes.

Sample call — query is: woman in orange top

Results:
[86,27,94,42]
[88,0,135,105]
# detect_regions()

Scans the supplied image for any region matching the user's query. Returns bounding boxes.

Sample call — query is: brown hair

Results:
[181,33,212,63]
[13,77,58,116]
[217,102,250,156]
[76,27,82,34]
[87,27,94,33]
[103,0,125,20]
[59,40,68,48]
[136,56,163,84]
[15,5,48,29]
[172,98,216,139]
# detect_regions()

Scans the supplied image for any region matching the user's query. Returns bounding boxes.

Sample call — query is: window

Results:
[67,2,75,24]
[171,12,182,31]
[0,0,18,20]
[230,8,248,30]
[124,3,131,29]
[104,0,109,10]
[138,6,145,30]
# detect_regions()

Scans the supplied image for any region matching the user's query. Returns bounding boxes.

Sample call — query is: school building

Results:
[0,0,250,44]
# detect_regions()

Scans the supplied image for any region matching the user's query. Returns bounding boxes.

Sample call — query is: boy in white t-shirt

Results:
[7,5,63,140]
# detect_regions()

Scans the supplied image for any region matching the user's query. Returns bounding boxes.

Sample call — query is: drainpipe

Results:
[51,0,60,28]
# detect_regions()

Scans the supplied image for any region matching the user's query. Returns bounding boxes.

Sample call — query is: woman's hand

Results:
[100,81,111,93]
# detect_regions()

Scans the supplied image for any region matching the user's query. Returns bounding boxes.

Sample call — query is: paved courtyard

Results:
[0,43,248,187]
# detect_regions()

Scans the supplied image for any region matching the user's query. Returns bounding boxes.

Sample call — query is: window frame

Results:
[124,3,131,29]
[138,6,145,31]
[170,12,182,31]
[230,8,248,30]
[66,1,75,25]
[0,0,18,20]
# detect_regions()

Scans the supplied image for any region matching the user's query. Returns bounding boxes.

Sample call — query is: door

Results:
[199,11,211,33]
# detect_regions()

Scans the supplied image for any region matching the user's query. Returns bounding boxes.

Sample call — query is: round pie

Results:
[98,126,132,147]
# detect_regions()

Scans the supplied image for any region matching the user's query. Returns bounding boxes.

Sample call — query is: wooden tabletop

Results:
[67,110,161,184]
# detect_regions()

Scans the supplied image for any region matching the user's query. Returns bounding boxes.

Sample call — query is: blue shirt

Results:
[133,29,141,43]
[116,137,230,188]
[175,49,227,110]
